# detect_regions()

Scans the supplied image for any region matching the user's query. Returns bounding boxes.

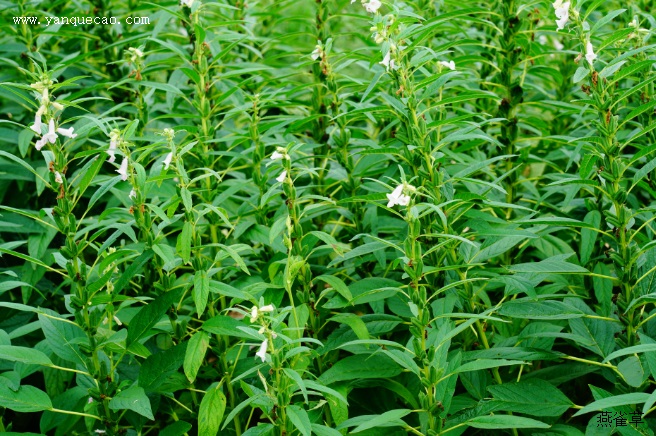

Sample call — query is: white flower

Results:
[439,60,456,71]
[117,157,129,181]
[108,130,120,163]
[30,111,43,134]
[364,0,382,13]
[163,128,175,140]
[311,45,321,61]
[180,0,194,7]
[35,137,47,150]
[380,52,396,71]
[260,304,275,313]
[250,306,259,323]
[276,170,287,183]
[585,41,597,66]
[129,188,136,200]
[127,47,144,63]
[386,184,411,208]
[51,101,64,111]
[250,304,275,323]
[101,314,122,326]
[553,0,570,31]
[57,126,77,138]
[54,172,63,184]
[163,152,173,170]
[30,104,48,135]
[107,145,116,163]
[35,119,58,150]
[258,326,278,339]
[270,148,289,161]
[554,38,564,50]
[255,339,268,362]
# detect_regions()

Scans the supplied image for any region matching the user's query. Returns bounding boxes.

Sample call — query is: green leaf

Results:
[617,356,644,387]
[499,301,584,320]
[306,231,347,256]
[75,155,105,203]
[0,382,52,413]
[38,314,87,366]
[209,281,249,300]
[286,405,312,436]
[109,386,154,420]
[327,241,387,267]
[89,175,122,209]
[463,347,562,361]
[193,270,210,316]
[216,244,250,275]
[573,393,651,417]
[310,424,343,436]
[351,409,411,433]
[241,424,274,436]
[112,250,154,294]
[642,390,656,417]
[579,154,598,179]
[127,288,183,346]
[18,130,32,158]
[599,60,627,79]
[0,345,53,366]
[318,353,402,385]
[591,8,626,34]
[465,415,550,429]
[602,344,656,363]
[509,254,588,274]
[632,156,656,189]
[160,421,192,436]
[453,359,526,374]
[180,187,193,212]
[573,67,590,84]
[315,275,353,301]
[199,383,227,436]
[328,314,369,340]
[488,379,573,417]
[139,343,186,391]
[580,211,601,265]
[0,372,19,393]
[203,315,255,339]
[184,331,209,383]
[178,221,193,264]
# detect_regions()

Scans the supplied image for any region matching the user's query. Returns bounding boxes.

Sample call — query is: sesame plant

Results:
[0,0,656,435]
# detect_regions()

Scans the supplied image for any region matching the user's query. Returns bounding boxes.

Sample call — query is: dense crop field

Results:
[0,0,655,434]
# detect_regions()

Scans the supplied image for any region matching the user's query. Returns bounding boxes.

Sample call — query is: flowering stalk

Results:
[626,16,655,146]
[311,1,331,199]
[28,74,122,432]
[247,304,320,435]
[373,13,446,199]
[568,5,639,347]
[391,183,447,434]
[494,0,524,218]
[275,148,305,330]
[249,93,268,223]
[182,1,223,256]
[124,47,147,135]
